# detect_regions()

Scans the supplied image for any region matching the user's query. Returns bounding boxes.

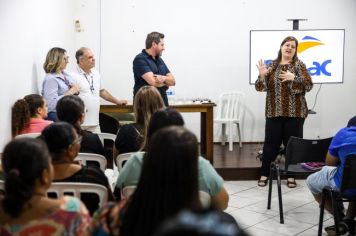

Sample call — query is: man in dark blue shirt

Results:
[133,32,176,106]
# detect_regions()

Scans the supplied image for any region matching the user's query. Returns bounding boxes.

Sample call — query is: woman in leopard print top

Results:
[255,36,313,188]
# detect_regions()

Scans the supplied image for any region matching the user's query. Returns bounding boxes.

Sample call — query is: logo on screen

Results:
[298,36,324,54]
[265,36,331,76]
[299,36,331,76]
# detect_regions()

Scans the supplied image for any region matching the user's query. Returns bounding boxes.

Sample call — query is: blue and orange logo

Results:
[297,36,324,54]
[298,36,331,76]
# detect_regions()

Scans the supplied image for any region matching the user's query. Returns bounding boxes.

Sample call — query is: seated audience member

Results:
[154,209,248,236]
[56,95,104,156]
[42,47,79,121]
[11,94,52,137]
[0,138,91,235]
[116,108,229,210]
[307,116,356,234]
[40,122,114,214]
[92,126,202,236]
[113,85,165,158]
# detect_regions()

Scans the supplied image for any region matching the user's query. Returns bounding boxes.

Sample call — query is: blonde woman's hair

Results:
[133,86,165,138]
[43,47,66,74]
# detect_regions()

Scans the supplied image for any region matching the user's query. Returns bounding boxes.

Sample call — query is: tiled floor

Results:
[224,180,334,236]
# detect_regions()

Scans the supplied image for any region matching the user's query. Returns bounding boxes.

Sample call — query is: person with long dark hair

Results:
[255,36,313,188]
[116,108,229,209]
[11,94,52,137]
[0,138,91,235]
[56,95,104,155]
[40,122,114,214]
[92,126,201,236]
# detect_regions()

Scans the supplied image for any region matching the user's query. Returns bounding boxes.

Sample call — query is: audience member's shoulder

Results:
[119,123,136,132]
[122,152,144,167]
[332,116,356,137]
[59,196,89,214]
[82,130,99,138]
[198,156,212,166]
[132,151,145,159]
[337,126,355,135]
[85,164,105,175]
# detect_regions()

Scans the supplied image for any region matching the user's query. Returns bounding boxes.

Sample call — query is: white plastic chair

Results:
[115,152,145,172]
[214,92,245,151]
[15,132,41,139]
[97,132,118,187]
[75,153,107,171]
[109,152,143,190]
[97,132,116,146]
[48,182,108,208]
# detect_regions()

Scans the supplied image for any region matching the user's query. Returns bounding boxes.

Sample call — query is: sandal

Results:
[258,177,268,187]
[287,178,297,188]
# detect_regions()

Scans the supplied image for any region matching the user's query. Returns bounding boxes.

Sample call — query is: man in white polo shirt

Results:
[70,47,127,133]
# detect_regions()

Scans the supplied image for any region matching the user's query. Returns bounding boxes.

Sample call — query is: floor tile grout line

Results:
[251,217,316,236]
[225,180,334,235]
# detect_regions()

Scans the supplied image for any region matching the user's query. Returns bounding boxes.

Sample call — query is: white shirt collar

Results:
[77,66,92,76]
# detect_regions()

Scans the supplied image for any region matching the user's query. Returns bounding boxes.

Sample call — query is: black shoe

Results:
[324,222,348,235]
[324,219,356,235]
[344,219,356,235]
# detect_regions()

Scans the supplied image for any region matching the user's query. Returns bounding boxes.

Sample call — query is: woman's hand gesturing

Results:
[256,59,268,78]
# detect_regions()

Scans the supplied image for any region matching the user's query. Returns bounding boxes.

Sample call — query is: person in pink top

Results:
[11,94,52,137]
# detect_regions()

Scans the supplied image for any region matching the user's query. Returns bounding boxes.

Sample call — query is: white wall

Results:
[72,0,101,67]
[0,0,76,150]
[98,0,356,142]
[1,0,356,150]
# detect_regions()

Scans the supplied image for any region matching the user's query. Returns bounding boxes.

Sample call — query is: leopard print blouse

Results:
[255,59,313,118]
